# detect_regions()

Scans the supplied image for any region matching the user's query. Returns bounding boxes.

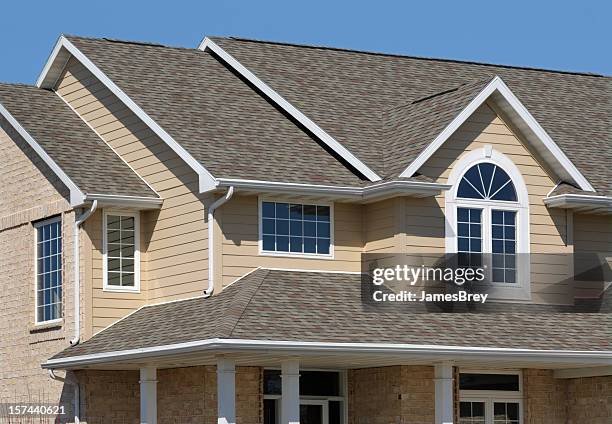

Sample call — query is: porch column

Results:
[140,367,157,424]
[281,360,300,424]
[217,358,236,424]
[434,362,454,424]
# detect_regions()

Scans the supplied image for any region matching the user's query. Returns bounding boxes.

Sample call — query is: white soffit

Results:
[400,76,595,192]
[199,37,382,183]
[36,35,218,193]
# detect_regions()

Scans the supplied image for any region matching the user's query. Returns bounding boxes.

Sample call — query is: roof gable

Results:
[398,76,595,192]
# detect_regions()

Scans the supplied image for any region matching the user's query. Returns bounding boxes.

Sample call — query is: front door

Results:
[300,400,328,424]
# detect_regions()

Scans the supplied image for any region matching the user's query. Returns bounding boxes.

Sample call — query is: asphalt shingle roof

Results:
[210,37,612,195]
[51,268,612,360]
[0,83,157,199]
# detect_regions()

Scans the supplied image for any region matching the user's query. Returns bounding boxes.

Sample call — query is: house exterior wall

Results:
[55,57,213,333]
[566,375,612,423]
[0,122,76,417]
[417,103,574,304]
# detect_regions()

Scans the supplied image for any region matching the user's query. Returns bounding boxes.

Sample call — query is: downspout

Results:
[49,369,80,423]
[204,187,234,297]
[70,200,98,346]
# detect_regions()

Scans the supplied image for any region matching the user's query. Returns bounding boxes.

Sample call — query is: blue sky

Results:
[1,0,610,84]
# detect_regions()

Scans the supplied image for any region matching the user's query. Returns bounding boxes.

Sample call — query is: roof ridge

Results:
[64,34,197,52]
[217,36,610,78]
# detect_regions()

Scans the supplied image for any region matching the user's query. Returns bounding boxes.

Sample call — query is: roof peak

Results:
[215,36,609,78]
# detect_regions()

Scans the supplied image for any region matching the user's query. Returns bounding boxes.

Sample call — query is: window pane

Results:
[276,203,289,219]
[263,235,275,251]
[317,238,330,254]
[289,204,303,220]
[263,218,275,235]
[317,222,330,238]
[317,206,330,222]
[459,401,485,424]
[459,373,520,391]
[303,205,317,221]
[491,210,517,283]
[276,236,289,252]
[262,202,275,218]
[290,237,303,253]
[276,220,289,235]
[304,221,316,237]
[263,370,281,395]
[106,214,137,289]
[300,371,340,396]
[289,220,302,236]
[36,219,62,322]
[304,237,316,253]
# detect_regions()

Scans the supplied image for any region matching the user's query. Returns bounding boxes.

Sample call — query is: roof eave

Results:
[82,193,163,210]
[544,194,612,214]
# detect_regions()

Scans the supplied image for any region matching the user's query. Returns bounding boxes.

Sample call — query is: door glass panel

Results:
[459,401,485,424]
[493,402,519,424]
[300,404,323,424]
[264,399,278,424]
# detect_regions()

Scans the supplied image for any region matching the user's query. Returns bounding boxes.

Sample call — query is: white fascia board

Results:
[553,366,612,379]
[213,178,450,201]
[84,193,163,210]
[543,194,612,211]
[199,38,382,183]
[400,76,595,192]
[36,36,217,193]
[0,101,85,206]
[43,337,612,369]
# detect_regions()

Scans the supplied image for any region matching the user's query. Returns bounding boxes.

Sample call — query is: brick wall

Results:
[523,369,567,424]
[348,366,435,424]
[0,122,76,422]
[78,366,262,424]
[566,375,612,424]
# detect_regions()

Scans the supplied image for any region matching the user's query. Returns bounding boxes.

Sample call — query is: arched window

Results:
[445,147,530,300]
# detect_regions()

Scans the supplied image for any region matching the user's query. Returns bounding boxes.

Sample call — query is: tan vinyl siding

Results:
[417,103,572,304]
[55,57,211,332]
[220,196,363,287]
[573,214,612,298]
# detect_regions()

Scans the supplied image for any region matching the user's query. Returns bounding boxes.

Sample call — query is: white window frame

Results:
[258,197,335,259]
[459,369,523,424]
[34,216,63,325]
[445,146,531,301]
[102,210,141,293]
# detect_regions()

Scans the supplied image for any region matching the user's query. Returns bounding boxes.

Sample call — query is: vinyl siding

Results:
[573,214,612,298]
[417,103,572,304]
[55,57,211,333]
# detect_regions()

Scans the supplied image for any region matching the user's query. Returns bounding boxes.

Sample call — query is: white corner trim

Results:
[199,37,382,182]
[0,101,85,206]
[37,36,217,192]
[400,76,595,192]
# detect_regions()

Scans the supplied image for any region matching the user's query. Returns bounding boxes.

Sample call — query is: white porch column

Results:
[281,360,300,424]
[217,358,236,424]
[434,362,454,424]
[140,367,157,424]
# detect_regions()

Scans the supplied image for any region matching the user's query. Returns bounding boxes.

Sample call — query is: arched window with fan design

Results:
[445,147,531,300]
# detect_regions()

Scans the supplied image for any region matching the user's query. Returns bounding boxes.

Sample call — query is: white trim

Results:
[102,210,141,293]
[213,178,450,202]
[139,367,157,424]
[434,362,454,424]
[37,36,217,193]
[400,76,595,192]
[43,338,612,369]
[0,102,85,206]
[544,193,612,213]
[217,358,236,424]
[258,197,335,259]
[84,193,162,209]
[445,147,531,301]
[199,38,382,182]
[33,216,63,325]
[553,366,612,379]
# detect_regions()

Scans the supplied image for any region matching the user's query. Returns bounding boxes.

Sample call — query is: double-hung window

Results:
[35,217,62,324]
[260,200,332,256]
[103,211,140,291]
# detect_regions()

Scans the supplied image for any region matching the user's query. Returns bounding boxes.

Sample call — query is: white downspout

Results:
[70,200,97,346]
[204,187,234,297]
[49,369,80,423]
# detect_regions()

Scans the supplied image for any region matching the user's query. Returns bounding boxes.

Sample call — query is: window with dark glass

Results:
[105,213,138,289]
[35,217,62,323]
[491,210,516,283]
[457,163,517,201]
[261,201,331,255]
[460,373,520,391]
[457,207,482,268]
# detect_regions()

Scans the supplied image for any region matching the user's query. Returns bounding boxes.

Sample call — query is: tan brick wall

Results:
[348,366,434,424]
[566,375,612,424]
[0,121,78,421]
[523,369,567,424]
[79,366,262,424]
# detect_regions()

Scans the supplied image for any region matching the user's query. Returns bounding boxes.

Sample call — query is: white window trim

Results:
[258,197,335,259]
[445,146,531,301]
[102,210,141,293]
[459,369,523,424]
[33,216,64,325]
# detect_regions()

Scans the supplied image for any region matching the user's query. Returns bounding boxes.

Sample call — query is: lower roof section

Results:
[46,268,612,369]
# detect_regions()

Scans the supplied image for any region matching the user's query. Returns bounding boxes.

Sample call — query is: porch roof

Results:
[46,268,612,369]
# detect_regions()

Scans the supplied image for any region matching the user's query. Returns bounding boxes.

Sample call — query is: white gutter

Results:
[204,187,235,297]
[70,200,98,346]
[83,193,163,210]
[211,178,451,202]
[48,369,80,423]
[544,194,612,212]
[43,338,612,369]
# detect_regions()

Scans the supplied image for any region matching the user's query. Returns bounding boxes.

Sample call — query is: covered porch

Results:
[46,340,612,424]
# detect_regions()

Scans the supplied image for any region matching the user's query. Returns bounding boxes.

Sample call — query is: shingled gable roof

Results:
[58,36,371,188]
[0,83,158,206]
[210,37,612,196]
[47,268,611,366]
